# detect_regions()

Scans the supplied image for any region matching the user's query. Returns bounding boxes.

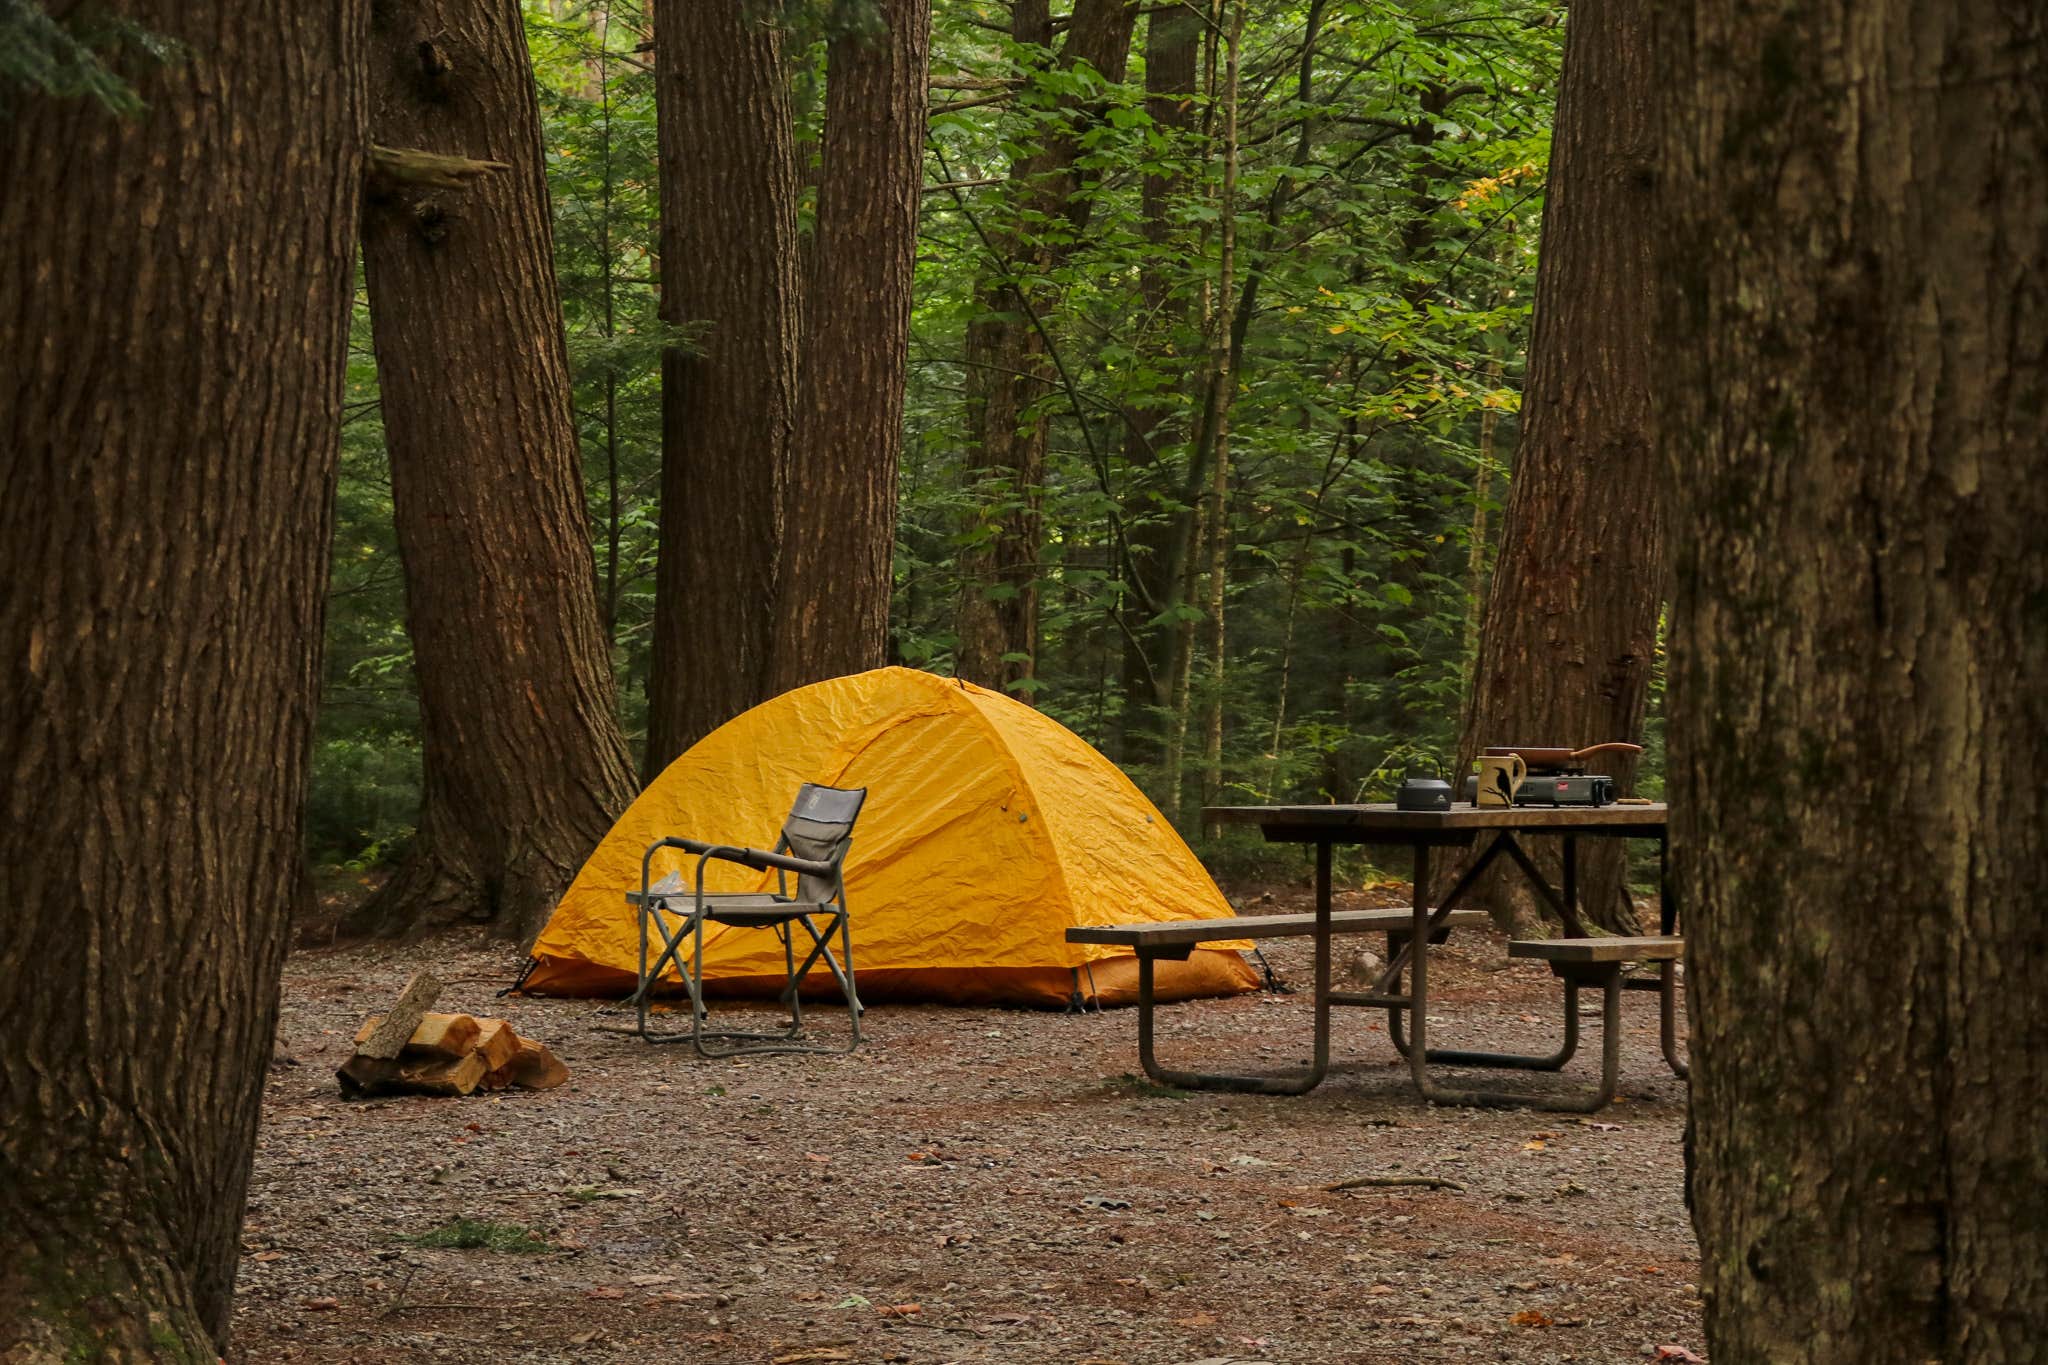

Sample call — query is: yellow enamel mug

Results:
[1475,752,1527,807]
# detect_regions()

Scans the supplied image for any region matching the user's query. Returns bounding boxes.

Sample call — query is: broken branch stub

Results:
[368,144,511,193]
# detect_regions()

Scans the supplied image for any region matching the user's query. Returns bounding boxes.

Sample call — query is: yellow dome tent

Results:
[523,667,1259,1008]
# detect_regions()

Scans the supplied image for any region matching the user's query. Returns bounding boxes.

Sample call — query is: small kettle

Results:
[1395,758,1454,812]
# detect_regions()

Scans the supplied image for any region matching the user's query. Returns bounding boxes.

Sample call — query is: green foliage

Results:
[905,0,1566,823]
[307,0,1662,882]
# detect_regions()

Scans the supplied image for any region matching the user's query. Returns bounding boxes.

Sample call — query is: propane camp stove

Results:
[1480,742,1642,807]
[1511,772,1617,807]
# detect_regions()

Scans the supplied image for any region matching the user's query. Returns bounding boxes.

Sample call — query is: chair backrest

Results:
[780,783,866,902]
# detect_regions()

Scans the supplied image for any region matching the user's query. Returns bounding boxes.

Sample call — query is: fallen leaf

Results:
[804,1153,831,1163]
[1653,1348,1706,1363]
[585,1286,627,1300]
[1511,1309,1553,1327]
[877,1303,921,1317]
[252,1251,287,1263]
[1175,1313,1217,1327]
[1524,1140,1547,1151]
[300,1298,339,1312]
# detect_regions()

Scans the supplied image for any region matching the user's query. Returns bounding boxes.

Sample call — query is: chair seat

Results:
[626,890,830,926]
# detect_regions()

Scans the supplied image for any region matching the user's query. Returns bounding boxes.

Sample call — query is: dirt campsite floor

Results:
[237,882,1706,1365]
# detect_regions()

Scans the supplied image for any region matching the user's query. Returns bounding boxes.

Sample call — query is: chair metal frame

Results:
[623,783,865,1057]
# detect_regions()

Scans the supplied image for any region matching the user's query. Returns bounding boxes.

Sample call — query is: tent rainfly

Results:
[522,667,1259,1008]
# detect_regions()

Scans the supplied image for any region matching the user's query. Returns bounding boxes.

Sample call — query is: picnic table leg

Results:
[1659,835,1677,934]
[1659,960,1689,1079]
[1561,835,1579,933]
[1405,843,1623,1112]
[1389,978,1583,1072]
[1132,839,1332,1096]
[1371,833,1506,1002]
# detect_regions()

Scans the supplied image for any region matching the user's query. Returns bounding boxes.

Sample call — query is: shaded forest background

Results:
[314,0,1659,883]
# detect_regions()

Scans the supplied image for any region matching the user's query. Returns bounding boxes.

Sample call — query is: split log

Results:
[338,1049,488,1098]
[503,1037,567,1090]
[352,1010,481,1060]
[352,970,444,1060]
[472,1018,519,1073]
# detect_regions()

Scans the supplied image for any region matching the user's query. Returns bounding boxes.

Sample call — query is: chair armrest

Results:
[644,837,834,881]
[734,847,835,879]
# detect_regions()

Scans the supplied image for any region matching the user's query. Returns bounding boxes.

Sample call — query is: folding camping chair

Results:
[622,783,866,1057]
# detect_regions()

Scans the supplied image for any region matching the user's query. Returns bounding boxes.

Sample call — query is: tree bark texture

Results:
[353,0,638,942]
[1449,0,1664,933]
[1658,2,2047,1358]
[644,1,802,772]
[954,0,1139,696]
[0,3,367,1354]
[771,0,932,693]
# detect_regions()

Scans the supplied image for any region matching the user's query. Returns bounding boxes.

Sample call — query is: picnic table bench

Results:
[1067,907,1488,1096]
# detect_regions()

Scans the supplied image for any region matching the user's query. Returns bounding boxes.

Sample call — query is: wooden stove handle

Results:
[1567,742,1645,760]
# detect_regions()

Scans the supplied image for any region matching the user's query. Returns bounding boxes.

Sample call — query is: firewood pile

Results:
[337,970,566,1098]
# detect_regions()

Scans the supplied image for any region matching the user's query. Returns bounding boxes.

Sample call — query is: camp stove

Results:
[1480,742,1642,808]
[1511,772,1616,807]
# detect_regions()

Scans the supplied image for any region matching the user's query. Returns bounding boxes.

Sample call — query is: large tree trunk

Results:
[351,0,639,942]
[1659,1,2048,1358]
[644,1,802,771]
[0,3,366,1354]
[772,0,931,692]
[1449,0,1662,933]
[953,0,1139,696]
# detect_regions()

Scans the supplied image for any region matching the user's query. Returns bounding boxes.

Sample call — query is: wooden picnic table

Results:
[1186,802,1681,1110]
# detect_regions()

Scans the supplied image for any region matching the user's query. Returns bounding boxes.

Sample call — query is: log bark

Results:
[352,971,445,1059]
[1449,0,1663,932]
[0,1,367,1353]
[644,1,802,771]
[352,0,638,942]
[772,0,932,692]
[1657,0,2048,1357]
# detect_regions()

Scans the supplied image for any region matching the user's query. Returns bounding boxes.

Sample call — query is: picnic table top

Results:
[1067,907,1489,948]
[1202,801,1667,840]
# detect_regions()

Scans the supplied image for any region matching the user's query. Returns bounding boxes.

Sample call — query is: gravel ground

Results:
[236,884,1704,1364]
